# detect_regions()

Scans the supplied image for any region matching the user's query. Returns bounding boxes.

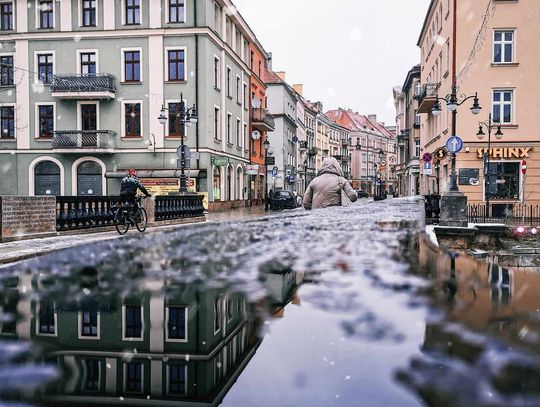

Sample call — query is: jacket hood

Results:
[318,157,344,177]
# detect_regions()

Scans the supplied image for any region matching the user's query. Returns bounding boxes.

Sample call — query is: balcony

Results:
[251,108,275,132]
[342,138,352,147]
[308,147,318,157]
[333,155,351,163]
[52,130,115,152]
[416,83,439,114]
[51,74,116,100]
[299,141,308,151]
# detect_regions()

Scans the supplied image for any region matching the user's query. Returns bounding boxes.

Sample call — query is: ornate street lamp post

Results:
[264,138,270,211]
[158,93,198,194]
[476,113,503,217]
[303,160,308,193]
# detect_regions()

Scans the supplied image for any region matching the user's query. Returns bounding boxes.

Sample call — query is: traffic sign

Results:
[423,161,433,176]
[271,168,278,178]
[422,152,433,163]
[435,147,448,160]
[273,166,278,172]
[446,136,463,154]
[266,157,275,166]
[176,145,191,159]
[522,160,527,175]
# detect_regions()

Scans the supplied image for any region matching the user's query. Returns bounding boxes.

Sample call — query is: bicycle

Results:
[114,197,148,235]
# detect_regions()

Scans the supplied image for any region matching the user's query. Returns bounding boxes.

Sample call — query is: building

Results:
[393,64,421,196]
[298,95,318,189]
[417,0,540,208]
[292,84,307,194]
[264,70,298,192]
[0,0,271,211]
[327,109,397,195]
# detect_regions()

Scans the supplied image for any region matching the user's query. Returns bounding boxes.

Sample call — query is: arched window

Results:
[77,161,102,196]
[227,166,234,201]
[34,161,61,196]
[236,167,243,200]
[213,167,222,201]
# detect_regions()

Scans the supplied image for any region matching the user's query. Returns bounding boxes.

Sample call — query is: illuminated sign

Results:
[477,147,533,159]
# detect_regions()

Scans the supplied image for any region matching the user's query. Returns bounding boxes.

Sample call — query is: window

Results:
[214,298,221,333]
[38,301,55,334]
[39,0,54,29]
[235,28,241,54]
[168,0,184,23]
[414,140,421,158]
[77,161,102,196]
[213,1,221,35]
[243,83,247,107]
[236,75,241,102]
[227,113,232,144]
[167,306,186,340]
[486,162,520,200]
[81,311,98,337]
[0,105,14,138]
[37,54,54,84]
[258,61,262,78]
[124,103,141,138]
[125,362,143,393]
[82,0,96,27]
[0,2,13,30]
[80,52,96,76]
[214,107,220,140]
[124,51,140,82]
[168,365,186,395]
[124,306,142,338]
[493,90,513,124]
[494,30,514,64]
[125,0,140,25]
[34,161,60,195]
[250,50,254,70]
[236,118,241,146]
[0,55,13,85]
[83,359,100,391]
[38,105,54,138]
[167,50,185,81]
[167,102,181,138]
[214,56,220,89]
[226,67,231,96]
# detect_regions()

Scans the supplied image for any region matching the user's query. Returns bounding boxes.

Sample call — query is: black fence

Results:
[468,203,540,226]
[155,195,205,221]
[425,194,441,225]
[57,196,120,230]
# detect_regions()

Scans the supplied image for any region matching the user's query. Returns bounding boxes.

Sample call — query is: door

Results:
[77,161,102,196]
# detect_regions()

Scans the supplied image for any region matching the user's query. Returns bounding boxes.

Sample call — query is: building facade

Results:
[417,0,540,208]
[0,0,271,210]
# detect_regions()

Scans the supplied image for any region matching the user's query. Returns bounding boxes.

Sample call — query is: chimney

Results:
[315,101,323,112]
[368,114,377,123]
[293,84,304,96]
[276,71,286,81]
[267,52,273,71]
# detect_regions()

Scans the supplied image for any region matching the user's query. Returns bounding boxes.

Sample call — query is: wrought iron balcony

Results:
[416,83,439,114]
[333,155,351,162]
[51,74,116,100]
[52,130,115,151]
[251,108,275,131]
[342,138,352,147]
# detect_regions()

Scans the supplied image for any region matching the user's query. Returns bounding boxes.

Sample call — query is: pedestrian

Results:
[303,157,357,210]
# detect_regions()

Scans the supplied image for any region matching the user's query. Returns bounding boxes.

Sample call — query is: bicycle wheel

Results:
[115,209,130,235]
[135,207,148,232]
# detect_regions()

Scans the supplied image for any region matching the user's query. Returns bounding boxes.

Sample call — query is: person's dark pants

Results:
[120,194,137,218]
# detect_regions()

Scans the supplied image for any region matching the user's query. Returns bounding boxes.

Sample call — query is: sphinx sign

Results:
[477,147,533,159]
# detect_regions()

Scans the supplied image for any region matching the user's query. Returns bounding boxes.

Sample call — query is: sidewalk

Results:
[0,205,272,266]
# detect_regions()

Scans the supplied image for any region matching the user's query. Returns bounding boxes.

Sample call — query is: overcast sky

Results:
[233,0,431,126]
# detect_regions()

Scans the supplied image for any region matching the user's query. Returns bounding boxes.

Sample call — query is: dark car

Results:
[357,190,370,198]
[270,191,297,210]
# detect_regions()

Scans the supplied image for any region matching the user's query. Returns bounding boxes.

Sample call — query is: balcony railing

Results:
[342,138,352,147]
[52,130,115,150]
[416,83,439,114]
[51,74,116,99]
[251,108,275,131]
[333,155,351,162]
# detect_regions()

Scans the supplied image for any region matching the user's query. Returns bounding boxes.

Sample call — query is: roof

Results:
[263,70,285,85]
[417,0,437,46]
[402,64,421,93]
[326,109,395,139]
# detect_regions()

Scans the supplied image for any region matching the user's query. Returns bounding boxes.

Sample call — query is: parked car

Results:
[270,191,297,210]
[357,190,370,198]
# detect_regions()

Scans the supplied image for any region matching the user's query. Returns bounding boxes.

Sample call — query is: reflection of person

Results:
[303,157,357,210]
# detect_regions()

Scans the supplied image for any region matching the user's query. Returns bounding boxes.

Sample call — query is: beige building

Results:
[417,0,540,210]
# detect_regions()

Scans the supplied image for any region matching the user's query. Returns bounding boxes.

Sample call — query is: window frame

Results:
[76,49,99,76]
[214,105,221,140]
[485,160,522,201]
[166,0,185,24]
[122,305,144,341]
[82,359,101,392]
[213,55,220,90]
[0,53,14,86]
[493,29,516,64]
[165,47,187,82]
[124,362,144,394]
[79,0,98,28]
[35,102,56,139]
[124,0,142,25]
[0,103,15,139]
[165,99,187,139]
[78,310,100,340]
[121,100,143,138]
[236,74,241,103]
[36,301,57,337]
[165,305,188,342]
[492,89,514,125]
[36,0,55,29]
[34,51,55,84]
[167,364,187,396]
[0,1,14,31]
[226,112,232,144]
[121,48,142,83]
[226,66,232,97]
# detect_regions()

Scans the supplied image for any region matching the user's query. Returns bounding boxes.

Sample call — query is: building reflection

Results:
[0,268,303,406]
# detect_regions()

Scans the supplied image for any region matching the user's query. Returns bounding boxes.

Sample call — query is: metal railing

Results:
[333,155,351,162]
[155,195,205,221]
[468,204,540,226]
[52,130,115,149]
[415,83,439,103]
[425,195,441,225]
[342,138,352,146]
[250,108,275,130]
[57,196,120,230]
[51,74,116,93]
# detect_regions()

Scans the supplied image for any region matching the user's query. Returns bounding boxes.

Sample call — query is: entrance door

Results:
[81,104,97,131]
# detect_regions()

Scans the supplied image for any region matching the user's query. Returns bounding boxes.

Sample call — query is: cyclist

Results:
[120,169,151,223]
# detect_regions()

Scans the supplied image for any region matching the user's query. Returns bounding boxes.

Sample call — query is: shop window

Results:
[486,162,520,200]
[77,161,102,196]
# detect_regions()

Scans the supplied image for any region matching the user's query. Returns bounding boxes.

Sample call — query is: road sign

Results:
[376,178,382,185]
[176,145,191,159]
[522,160,527,175]
[273,166,278,172]
[446,136,463,154]
[271,168,278,178]
[266,157,275,166]
[423,161,433,176]
[246,165,259,175]
[435,147,448,160]
[422,152,433,163]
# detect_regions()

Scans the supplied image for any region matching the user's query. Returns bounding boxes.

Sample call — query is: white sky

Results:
[233,0,432,126]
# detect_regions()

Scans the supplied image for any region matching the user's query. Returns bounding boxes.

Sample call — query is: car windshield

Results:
[277,191,290,197]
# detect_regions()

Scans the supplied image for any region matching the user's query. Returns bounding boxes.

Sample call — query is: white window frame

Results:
[34,102,56,139]
[33,50,55,84]
[214,105,221,140]
[493,29,516,64]
[213,55,221,89]
[0,52,14,86]
[235,74,241,103]
[236,117,241,146]
[164,46,187,82]
[78,0,99,27]
[226,65,232,97]
[77,100,100,131]
[35,0,55,30]
[414,140,421,158]
[0,102,16,140]
[122,304,144,341]
[165,305,188,343]
[492,89,514,125]
[166,364,188,396]
[0,1,16,31]
[121,0,143,26]
[78,311,101,340]
[28,156,65,196]
[226,112,232,144]
[120,47,143,83]
[123,362,144,394]
[213,297,221,334]
[243,121,247,151]
[35,301,58,337]
[120,100,143,138]
[76,49,99,75]
[165,0,186,24]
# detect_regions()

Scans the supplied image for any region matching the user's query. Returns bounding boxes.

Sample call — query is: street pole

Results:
[485,113,493,217]
[179,96,188,194]
[265,149,269,211]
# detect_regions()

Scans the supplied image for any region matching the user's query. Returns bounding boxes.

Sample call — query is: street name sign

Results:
[446,136,463,154]
[266,157,276,165]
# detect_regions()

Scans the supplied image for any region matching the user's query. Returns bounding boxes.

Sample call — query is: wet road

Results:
[1,198,540,406]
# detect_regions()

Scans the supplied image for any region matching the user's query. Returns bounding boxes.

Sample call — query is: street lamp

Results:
[430,86,482,192]
[303,160,308,193]
[476,113,503,216]
[157,93,198,194]
[377,149,386,200]
[355,139,361,151]
[264,138,270,211]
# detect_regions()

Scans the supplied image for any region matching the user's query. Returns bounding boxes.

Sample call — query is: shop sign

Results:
[140,178,180,195]
[458,169,480,186]
[187,178,197,193]
[477,147,533,159]
[246,165,259,175]
[212,156,230,166]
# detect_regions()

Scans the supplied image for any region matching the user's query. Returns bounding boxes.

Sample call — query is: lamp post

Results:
[476,113,503,217]
[264,138,270,211]
[303,160,308,194]
[158,93,198,194]
[431,86,482,192]
[377,148,385,200]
